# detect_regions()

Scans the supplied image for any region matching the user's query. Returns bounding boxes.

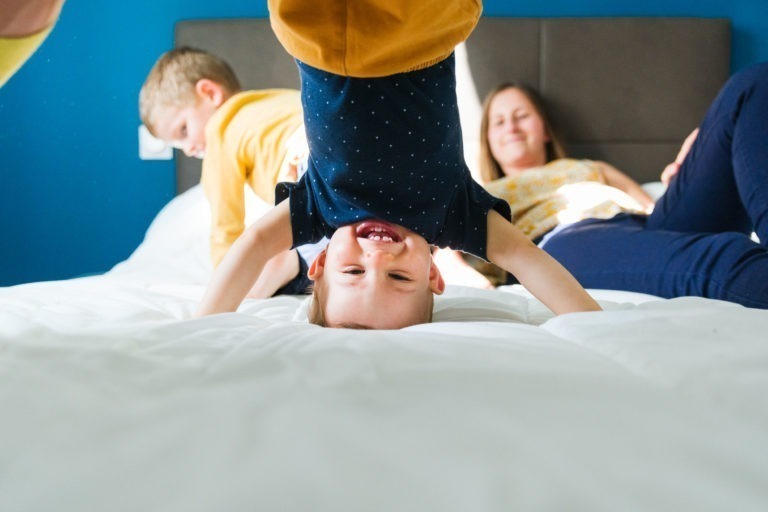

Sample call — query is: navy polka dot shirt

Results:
[276,54,510,260]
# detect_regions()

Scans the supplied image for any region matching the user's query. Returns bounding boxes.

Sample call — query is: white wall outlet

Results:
[138,124,173,160]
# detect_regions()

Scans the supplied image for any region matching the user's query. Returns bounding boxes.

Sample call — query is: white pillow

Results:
[111,185,271,284]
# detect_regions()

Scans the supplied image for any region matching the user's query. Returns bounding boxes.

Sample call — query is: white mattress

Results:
[1,186,767,511]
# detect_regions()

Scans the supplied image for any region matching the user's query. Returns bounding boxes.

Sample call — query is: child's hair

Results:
[307,290,328,326]
[307,285,435,328]
[139,46,242,135]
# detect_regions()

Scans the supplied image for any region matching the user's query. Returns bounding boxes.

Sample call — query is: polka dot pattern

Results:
[276,55,510,260]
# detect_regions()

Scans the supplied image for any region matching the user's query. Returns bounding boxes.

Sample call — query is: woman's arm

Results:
[597,162,655,212]
[486,210,601,314]
[196,200,294,316]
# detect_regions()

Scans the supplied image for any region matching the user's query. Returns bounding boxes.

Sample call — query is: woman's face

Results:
[486,87,550,174]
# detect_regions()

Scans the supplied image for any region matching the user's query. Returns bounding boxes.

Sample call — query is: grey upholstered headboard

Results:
[174,17,730,193]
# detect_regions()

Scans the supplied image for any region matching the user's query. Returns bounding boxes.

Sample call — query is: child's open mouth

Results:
[356,221,403,243]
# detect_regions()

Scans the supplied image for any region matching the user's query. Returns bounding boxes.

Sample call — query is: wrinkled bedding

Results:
[1,186,767,511]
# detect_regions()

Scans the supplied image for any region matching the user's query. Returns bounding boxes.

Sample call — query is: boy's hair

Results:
[307,290,327,326]
[139,46,242,135]
[307,284,435,328]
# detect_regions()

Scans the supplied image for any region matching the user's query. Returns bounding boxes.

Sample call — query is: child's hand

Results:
[279,128,309,182]
[197,201,294,316]
[486,210,601,314]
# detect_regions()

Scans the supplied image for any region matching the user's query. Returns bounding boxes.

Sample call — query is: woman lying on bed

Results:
[448,64,768,309]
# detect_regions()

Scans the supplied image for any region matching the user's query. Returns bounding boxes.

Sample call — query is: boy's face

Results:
[152,79,225,159]
[309,220,445,329]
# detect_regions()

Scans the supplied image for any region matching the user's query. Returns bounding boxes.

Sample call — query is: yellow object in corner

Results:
[0,25,54,87]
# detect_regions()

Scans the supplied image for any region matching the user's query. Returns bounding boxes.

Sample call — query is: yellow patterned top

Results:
[484,159,646,241]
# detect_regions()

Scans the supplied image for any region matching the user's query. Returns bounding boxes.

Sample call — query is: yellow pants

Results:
[268,0,482,78]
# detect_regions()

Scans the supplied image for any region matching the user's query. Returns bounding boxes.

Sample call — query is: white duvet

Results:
[1,186,767,511]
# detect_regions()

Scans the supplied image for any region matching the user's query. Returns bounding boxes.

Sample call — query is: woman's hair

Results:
[139,47,242,135]
[478,82,567,183]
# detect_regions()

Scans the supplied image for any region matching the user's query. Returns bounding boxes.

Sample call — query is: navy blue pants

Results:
[542,62,768,308]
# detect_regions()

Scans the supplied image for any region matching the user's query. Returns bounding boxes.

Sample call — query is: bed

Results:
[3,17,768,512]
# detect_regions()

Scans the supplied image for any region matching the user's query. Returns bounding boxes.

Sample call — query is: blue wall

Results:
[1,0,767,286]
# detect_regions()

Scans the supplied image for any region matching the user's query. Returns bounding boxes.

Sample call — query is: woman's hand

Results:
[661,128,699,186]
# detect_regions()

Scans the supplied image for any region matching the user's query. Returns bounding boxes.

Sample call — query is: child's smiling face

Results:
[309,220,445,329]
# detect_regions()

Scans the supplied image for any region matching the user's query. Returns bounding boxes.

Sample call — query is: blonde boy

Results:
[140,47,321,296]
[195,0,601,327]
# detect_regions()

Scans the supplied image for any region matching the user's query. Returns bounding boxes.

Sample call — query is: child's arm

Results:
[486,210,601,314]
[245,249,301,299]
[597,162,655,212]
[196,200,294,316]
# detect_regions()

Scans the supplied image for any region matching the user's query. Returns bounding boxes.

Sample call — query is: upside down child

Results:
[195,0,601,328]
